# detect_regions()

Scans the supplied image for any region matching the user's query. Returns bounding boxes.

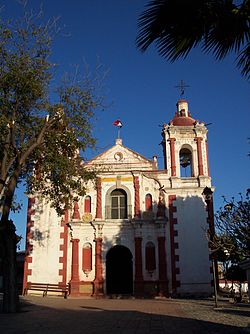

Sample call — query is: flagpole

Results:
[113,120,122,139]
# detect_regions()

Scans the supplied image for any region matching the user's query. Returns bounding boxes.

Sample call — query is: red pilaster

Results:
[70,238,80,296]
[72,200,80,219]
[23,197,35,294]
[158,236,168,296]
[96,178,102,219]
[93,237,104,296]
[206,198,215,238]
[133,176,141,218]
[195,137,204,176]
[134,237,144,295]
[206,197,219,289]
[59,210,69,286]
[168,195,180,294]
[162,140,167,170]
[206,140,210,176]
[168,138,176,176]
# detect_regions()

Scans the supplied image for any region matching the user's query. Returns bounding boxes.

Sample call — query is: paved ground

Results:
[0,295,249,333]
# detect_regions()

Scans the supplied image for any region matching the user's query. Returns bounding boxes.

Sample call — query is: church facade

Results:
[23,99,215,297]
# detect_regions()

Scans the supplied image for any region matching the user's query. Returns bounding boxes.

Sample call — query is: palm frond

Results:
[236,43,250,80]
[136,0,250,79]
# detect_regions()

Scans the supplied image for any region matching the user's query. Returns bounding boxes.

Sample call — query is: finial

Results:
[116,138,122,145]
[175,80,190,98]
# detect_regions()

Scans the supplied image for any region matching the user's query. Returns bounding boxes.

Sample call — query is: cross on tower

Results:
[175,80,190,98]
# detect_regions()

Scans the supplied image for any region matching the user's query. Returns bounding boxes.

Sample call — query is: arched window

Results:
[111,189,127,219]
[84,195,91,213]
[145,242,156,272]
[82,243,92,275]
[145,194,152,211]
[179,148,193,177]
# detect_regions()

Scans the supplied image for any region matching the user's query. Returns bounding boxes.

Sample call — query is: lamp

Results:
[202,186,213,201]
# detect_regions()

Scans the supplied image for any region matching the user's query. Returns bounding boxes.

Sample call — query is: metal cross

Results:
[175,80,190,97]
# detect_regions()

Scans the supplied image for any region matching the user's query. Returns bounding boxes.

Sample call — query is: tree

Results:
[208,189,250,299]
[212,190,250,261]
[136,0,250,79]
[225,264,247,300]
[0,13,103,313]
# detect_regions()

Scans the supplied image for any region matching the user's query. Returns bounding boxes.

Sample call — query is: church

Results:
[23,98,215,298]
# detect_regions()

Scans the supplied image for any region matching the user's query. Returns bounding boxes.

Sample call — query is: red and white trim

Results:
[133,176,141,218]
[168,138,177,176]
[69,238,80,296]
[93,237,104,296]
[168,195,180,294]
[58,210,69,286]
[23,197,35,293]
[157,236,168,296]
[205,140,210,176]
[95,178,102,219]
[134,237,144,296]
[195,137,204,176]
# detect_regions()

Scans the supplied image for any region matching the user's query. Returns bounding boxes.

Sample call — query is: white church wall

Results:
[102,223,134,259]
[29,202,62,283]
[174,193,212,294]
[24,98,215,298]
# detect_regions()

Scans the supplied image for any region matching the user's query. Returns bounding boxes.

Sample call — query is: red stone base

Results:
[93,279,104,296]
[78,281,94,295]
[134,280,168,297]
[134,280,144,296]
[69,280,80,296]
[69,280,168,298]
[157,280,168,297]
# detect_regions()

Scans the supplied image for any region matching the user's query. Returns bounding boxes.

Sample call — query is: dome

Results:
[170,114,196,126]
[169,99,197,126]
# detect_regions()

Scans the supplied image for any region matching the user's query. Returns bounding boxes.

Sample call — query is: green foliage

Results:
[212,189,250,262]
[0,12,102,218]
[136,0,250,79]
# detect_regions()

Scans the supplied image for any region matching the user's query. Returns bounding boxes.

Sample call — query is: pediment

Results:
[86,139,155,171]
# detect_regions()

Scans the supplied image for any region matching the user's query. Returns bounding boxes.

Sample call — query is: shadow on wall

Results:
[99,192,211,297]
[22,191,212,297]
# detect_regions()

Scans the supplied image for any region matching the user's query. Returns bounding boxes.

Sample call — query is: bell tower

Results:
[161,98,214,296]
[162,99,211,186]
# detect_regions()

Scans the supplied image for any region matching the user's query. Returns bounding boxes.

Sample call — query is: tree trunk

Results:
[0,220,19,313]
[0,169,21,313]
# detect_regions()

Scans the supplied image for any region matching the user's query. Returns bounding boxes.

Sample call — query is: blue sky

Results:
[2,1,249,250]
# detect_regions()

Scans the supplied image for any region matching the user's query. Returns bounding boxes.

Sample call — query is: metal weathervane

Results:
[175,80,190,98]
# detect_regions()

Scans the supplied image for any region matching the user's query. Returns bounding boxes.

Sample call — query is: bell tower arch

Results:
[162,99,210,181]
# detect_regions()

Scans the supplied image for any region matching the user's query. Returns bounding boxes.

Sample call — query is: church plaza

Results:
[1,295,249,333]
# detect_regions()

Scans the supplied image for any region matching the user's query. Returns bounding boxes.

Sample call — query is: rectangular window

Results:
[110,189,127,219]
[111,208,119,219]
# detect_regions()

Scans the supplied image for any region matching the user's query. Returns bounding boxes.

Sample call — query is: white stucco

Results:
[24,99,214,297]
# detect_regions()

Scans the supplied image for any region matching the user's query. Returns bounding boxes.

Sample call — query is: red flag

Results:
[113,119,122,127]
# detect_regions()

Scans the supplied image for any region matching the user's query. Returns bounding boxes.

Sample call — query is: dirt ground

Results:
[0,295,249,334]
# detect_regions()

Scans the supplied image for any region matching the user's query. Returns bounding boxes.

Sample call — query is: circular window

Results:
[114,152,123,161]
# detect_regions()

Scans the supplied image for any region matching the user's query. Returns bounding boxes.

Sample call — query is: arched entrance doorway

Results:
[106,245,133,295]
